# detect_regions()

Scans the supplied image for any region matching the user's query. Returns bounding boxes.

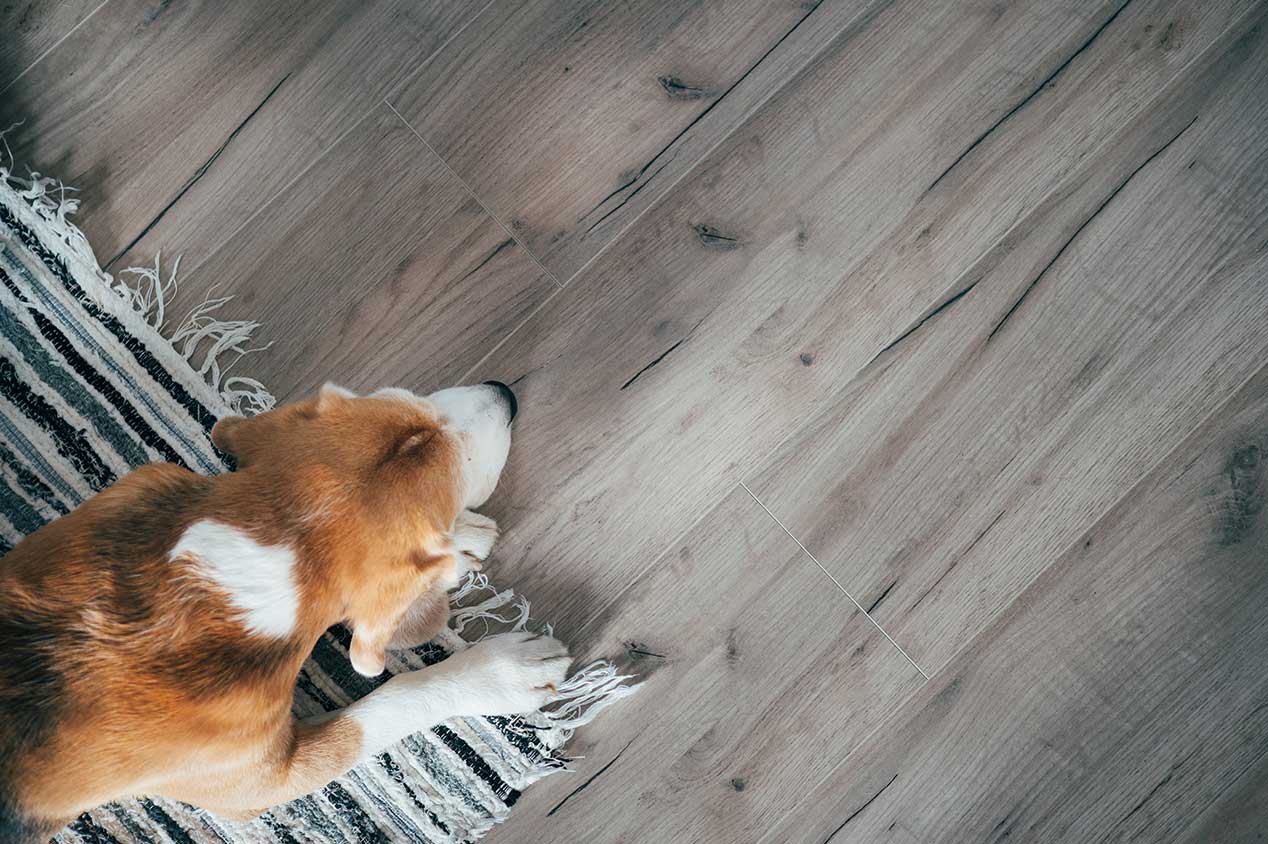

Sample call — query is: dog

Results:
[0,381,570,840]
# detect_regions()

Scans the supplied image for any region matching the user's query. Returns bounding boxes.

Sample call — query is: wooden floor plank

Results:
[0,0,477,272]
[1178,748,1268,843]
[0,0,101,88]
[480,486,923,844]
[5,1,1267,840]
[456,0,1256,639]
[388,0,888,283]
[755,361,1268,843]
[170,104,554,402]
[745,5,1268,671]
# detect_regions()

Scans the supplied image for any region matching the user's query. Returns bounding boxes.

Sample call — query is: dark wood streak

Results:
[105,72,294,269]
[545,738,638,817]
[926,0,1135,194]
[986,112,1199,342]
[822,774,898,843]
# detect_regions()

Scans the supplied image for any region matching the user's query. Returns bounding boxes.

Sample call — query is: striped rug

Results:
[0,155,636,844]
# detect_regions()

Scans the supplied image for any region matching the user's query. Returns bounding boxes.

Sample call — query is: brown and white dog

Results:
[0,381,570,840]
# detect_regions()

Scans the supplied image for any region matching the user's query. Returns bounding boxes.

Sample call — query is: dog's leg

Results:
[448,509,499,580]
[244,632,569,811]
[387,586,451,648]
[390,511,501,648]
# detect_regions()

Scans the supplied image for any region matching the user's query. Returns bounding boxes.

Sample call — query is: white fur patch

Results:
[170,520,299,638]
[440,510,499,587]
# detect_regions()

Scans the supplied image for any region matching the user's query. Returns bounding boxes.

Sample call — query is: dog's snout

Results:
[483,381,517,421]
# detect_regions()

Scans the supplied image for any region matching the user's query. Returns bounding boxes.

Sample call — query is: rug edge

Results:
[0,139,640,797]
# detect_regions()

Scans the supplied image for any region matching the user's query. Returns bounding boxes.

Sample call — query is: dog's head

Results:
[210,381,516,675]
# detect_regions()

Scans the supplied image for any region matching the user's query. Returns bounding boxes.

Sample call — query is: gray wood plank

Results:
[458,0,1256,640]
[0,0,101,89]
[754,361,1268,843]
[388,0,888,283]
[171,104,554,403]
[745,3,1268,672]
[1179,748,1268,843]
[0,0,476,271]
[482,486,923,844]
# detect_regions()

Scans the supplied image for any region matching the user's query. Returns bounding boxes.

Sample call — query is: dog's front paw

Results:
[452,510,499,566]
[445,632,571,717]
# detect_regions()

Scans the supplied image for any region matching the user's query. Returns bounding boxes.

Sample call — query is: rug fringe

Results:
[0,128,276,416]
[5,124,638,760]
[445,572,643,748]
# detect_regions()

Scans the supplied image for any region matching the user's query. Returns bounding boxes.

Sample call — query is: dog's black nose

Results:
[483,380,517,421]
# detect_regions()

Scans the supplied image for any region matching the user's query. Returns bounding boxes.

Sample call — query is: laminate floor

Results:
[4,1,1266,841]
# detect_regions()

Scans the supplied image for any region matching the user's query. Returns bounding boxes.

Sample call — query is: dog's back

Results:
[0,383,533,832]
[0,463,298,832]
[0,804,52,844]
[0,504,89,842]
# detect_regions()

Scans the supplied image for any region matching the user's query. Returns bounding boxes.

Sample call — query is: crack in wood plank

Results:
[822,774,899,843]
[926,0,1135,195]
[863,275,983,370]
[986,112,1199,342]
[105,72,293,270]
[457,237,514,283]
[579,0,828,231]
[546,738,637,817]
[619,315,707,391]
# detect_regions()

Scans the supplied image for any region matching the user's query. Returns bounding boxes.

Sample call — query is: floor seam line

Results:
[738,480,930,680]
[0,0,112,98]
[384,99,566,290]
[102,0,498,279]
[167,101,382,288]
[455,284,562,385]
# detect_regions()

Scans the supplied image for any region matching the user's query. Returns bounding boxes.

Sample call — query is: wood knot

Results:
[692,223,741,251]
[1219,443,1263,546]
[658,75,711,101]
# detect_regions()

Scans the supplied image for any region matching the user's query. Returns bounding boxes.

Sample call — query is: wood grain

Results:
[1179,748,1268,843]
[745,2,1268,672]
[483,486,923,844]
[755,360,1268,843]
[0,0,476,271]
[388,0,888,282]
[171,104,553,402]
[0,0,100,88]
[6,0,1268,840]
[461,0,1256,640]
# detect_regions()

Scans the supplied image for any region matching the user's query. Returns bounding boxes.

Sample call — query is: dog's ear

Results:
[349,549,450,676]
[349,621,392,677]
[210,414,259,463]
[214,384,358,466]
[316,382,356,413]
[387,429,439,464]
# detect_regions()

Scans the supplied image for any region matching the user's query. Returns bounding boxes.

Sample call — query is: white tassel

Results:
[2,127,277,418]
[115,253,179,329]
[543,662,644,731]
[444,570,642,741]
[1,127,95,267]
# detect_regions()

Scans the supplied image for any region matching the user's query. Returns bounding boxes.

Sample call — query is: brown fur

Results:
[0,386,466,828]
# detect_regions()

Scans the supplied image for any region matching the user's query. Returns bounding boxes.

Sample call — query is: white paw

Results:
[452,510,499,565]
[445,632,571,717]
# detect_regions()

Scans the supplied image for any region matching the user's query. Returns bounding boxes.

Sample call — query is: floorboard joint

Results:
[738,480,930,680]
[384,98,565,290]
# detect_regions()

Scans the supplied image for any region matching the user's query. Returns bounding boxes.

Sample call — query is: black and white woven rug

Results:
[0,152,636,844]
